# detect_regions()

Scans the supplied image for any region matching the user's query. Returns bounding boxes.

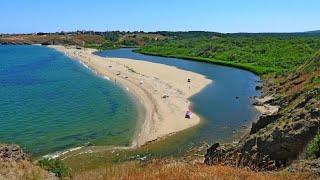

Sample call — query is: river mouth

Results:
[96,48,262,148]
[0,45,261,159]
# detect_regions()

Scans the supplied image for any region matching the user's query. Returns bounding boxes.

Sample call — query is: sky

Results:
[1,0,320,33]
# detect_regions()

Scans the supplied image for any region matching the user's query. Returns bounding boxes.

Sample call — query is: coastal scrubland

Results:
[0,32,166,49]
[0,144,57,179]
[137,35,320,75]
[72,160,315,180]
[135,32,320,174]
[2,31,320,75]
[1,31,320,179]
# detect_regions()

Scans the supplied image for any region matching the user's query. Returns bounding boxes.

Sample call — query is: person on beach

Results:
[185,110,192,119]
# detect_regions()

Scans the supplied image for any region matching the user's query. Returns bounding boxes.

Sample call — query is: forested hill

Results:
[155,30,320,38]
[2,30,320,75]
[303,30,320,35]
[137,34,320,75]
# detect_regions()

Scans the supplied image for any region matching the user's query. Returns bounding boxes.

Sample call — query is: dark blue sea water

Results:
[0,45,138,156]
[97,49,261,145]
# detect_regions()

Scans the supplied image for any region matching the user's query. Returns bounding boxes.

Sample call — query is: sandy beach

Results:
[50,45,212,148]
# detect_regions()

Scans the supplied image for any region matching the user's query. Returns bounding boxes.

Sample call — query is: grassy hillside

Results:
[0,144,56,179]
[0,32,166,49]
[136,32,320,172]
[204,51,320,171]
[137,36,320,75]
[2,32,320,74]
[72,159,315,180]
[1,31,320,178]
[0,34,107,46]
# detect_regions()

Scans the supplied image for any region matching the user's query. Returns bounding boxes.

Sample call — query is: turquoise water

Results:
[97,49,261,147]
[0,45,261,158]
[0,45,139,156]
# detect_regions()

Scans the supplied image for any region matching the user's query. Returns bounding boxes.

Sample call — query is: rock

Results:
[271,127,282,139]
[52,40,63,45]
[162,95,169,99]
[41,41,54,45]
[0,144,26,162]
[289,159,320,174]
[292,122,303,130]
[255,85,263,90]
[204,143,221,165]
[250,114,281,134]
[205,86,320,171]
[208,143,220,153]
[252,101,263,106]
[310,108,320,118]
[0,144,58,179]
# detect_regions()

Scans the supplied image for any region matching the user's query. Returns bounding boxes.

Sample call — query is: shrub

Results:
[306,131,320,158]
[38,158,70,178]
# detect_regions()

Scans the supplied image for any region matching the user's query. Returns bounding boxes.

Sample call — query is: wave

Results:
[78,61,89,69]
[42,146,83,160]
[103,75,110,81]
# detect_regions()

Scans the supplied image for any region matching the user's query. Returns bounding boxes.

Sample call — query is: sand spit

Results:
[50,45,212,147]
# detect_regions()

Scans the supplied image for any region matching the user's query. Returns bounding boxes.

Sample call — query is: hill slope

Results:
[205,51,320,171]
[137,36,320,75]
[0,144,57,179]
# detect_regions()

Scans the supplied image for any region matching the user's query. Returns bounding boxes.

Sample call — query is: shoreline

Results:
[134,49,274,75]
[253,95,279,115]
[49,45,212,150]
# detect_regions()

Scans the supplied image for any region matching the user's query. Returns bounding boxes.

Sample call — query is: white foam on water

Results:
[75,58,112,82]
[103,76,110,81]
[78,61,89,69]
[42,146,83,160]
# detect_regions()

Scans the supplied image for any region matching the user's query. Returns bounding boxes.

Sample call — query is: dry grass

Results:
[0,159,56,180]
[72,160,317,180]
[0,34,106,46]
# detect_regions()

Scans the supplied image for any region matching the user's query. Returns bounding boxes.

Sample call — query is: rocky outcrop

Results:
[205,52,320,171]
[204,143,277,171]
[41,40,64,46]
[0,41,32,45]
[0,144,57,179]
[205,87,320,171]
[250,114,281,134]
[289,158,320,174]
[0,144,26,161]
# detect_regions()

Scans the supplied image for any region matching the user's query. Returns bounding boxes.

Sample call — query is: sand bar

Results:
[50,45,212,147]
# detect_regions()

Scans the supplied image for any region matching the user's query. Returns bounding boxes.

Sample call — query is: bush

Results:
[138,36,320,75]
[306,131,320,158]
[38,158,70,178]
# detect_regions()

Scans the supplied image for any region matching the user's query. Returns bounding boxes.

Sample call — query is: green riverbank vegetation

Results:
[137,35,320,75]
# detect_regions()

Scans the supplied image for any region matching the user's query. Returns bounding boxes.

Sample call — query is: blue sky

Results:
[1,0,319,33]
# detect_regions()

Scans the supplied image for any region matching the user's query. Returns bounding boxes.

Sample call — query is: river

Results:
[97,48,261,148]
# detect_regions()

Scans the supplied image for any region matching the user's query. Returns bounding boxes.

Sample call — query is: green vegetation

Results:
[84,32,166,50]
[4,32,319,74]
[38,158,70,178]
[138,36,320,75]
[306,131,320,158]
[310,76,320,84]
[156,31,222,39]
[104,31,121,42]
[85,41,119,50]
